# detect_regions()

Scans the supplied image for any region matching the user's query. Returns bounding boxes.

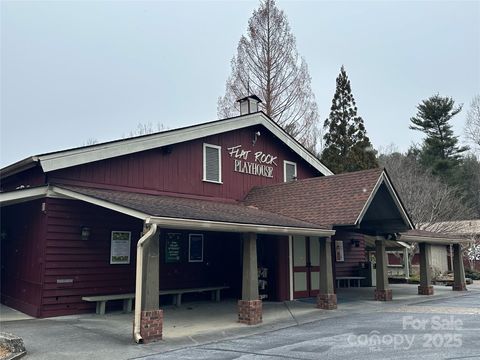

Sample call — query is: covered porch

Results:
[245,168,471,303]
[0,184,337,344]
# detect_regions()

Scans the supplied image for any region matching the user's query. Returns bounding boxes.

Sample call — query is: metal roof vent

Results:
[237,95,262,115]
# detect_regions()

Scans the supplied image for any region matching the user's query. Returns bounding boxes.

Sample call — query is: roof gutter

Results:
[146,216,335,237]
[133,222,158,344]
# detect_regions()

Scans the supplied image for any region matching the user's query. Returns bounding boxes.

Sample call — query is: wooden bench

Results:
[82,293,135,315]
[160,286,229,306]
[82,286,229,315]
[336,276,366,288]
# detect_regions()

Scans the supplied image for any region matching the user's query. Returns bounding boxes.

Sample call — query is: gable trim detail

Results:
[355,171,414,230]
[6,113,332,177]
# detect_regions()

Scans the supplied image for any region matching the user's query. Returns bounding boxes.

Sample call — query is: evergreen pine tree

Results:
[409,94,468,179]
[321,66,377,174]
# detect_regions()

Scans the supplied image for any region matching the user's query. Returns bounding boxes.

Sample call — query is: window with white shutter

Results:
[203,143,222,183]
[284,160,297,182]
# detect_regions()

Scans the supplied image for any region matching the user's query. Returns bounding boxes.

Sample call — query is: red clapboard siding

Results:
[40,197,143,317]
[0,199,46,317]
[48,125,320,201]
[39,198,243,317]
[333,232,366,278]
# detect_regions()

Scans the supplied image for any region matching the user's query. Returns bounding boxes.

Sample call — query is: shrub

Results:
[465,269,480,280]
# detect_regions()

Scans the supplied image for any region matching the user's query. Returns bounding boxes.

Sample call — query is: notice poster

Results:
[165,233,181,263]
[335,240,345,262]
[110,231,131,264]
[188,234,203,262]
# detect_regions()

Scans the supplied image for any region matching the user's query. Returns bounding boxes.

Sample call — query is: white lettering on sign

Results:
[227,145,251,160]
[227,144,277,178]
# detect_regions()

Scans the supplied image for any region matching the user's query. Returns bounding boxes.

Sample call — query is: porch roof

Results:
[50,185,335,237]
[398,229,470,245]
[244,168,414,232]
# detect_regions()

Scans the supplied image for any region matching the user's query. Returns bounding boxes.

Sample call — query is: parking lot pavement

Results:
[137,291,480,360]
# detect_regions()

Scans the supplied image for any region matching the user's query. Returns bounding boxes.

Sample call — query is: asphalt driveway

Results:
[137,292,480,360]
[2,284,479,360]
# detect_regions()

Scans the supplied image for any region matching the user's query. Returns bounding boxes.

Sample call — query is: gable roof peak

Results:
[1,111,333,178]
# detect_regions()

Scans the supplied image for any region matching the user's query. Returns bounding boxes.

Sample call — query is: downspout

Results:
[133,222,157,344]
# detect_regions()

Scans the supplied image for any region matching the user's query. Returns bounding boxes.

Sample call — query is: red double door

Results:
[292,236,321,298]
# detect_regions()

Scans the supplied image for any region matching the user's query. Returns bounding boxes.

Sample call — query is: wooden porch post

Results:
[138,228,163,343]
[418,242,434,295]
[452,243,467,291]
[317,237,337,310]
[374,239,392,301]
[238,232,262,325]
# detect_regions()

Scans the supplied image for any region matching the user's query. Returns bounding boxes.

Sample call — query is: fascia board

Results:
[147,216,336,237]
[51,186,149,220]
[38,113,333,176]
[354,175,383,226]
[0,156,39,178]
[0,186,48,205]
[355,171,414,230]
[399,234,471,245]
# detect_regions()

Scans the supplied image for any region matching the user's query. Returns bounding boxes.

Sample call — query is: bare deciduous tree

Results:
[465,95,480,153]
[124,122,167,138]
[85,122,168,145]
[83,138,99,146]
[217,0,320,151]
[379,148,474,231]
[379,147,475,271]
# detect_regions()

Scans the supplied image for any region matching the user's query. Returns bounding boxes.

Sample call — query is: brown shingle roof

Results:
[243,168,385,227]
[56,185,330,230]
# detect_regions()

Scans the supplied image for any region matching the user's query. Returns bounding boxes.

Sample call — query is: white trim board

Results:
[399,234,470,245]
[355,171,414,230]
[3,112,333,177]
[0,186,48,205]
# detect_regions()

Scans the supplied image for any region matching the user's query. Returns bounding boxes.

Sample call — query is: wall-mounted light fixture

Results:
[81,226,91,241]
[252,131,261,146]
[351,239,360,247]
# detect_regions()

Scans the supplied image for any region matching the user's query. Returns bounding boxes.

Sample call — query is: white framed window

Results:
[284,160,297,182]
[386,251,404,267]
[188,234,204,262]
[203,143,222,183]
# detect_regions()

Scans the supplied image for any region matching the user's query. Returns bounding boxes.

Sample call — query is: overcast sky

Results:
[1,0,479,167]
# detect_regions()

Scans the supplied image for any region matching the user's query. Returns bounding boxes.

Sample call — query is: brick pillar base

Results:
[453,283,467,291]
[418,285,434,295]
[238,300,262,325]
[316,293,337,310]
[139,309,163,343]
[374,289,393,301]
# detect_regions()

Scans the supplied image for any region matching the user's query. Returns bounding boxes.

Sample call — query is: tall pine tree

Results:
[321,66,377,174]
[409,94,468,179]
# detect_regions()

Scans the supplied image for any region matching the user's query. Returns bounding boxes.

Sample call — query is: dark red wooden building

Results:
[0,96,469,343]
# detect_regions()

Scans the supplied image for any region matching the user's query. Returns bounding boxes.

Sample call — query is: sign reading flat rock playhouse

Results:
[227,145,277,178]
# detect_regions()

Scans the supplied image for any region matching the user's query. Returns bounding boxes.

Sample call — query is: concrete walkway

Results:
[0,304,34,322]
[1,283,478,360]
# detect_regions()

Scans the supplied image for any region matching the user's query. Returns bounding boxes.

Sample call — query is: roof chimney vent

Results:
[237,95,262,115]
